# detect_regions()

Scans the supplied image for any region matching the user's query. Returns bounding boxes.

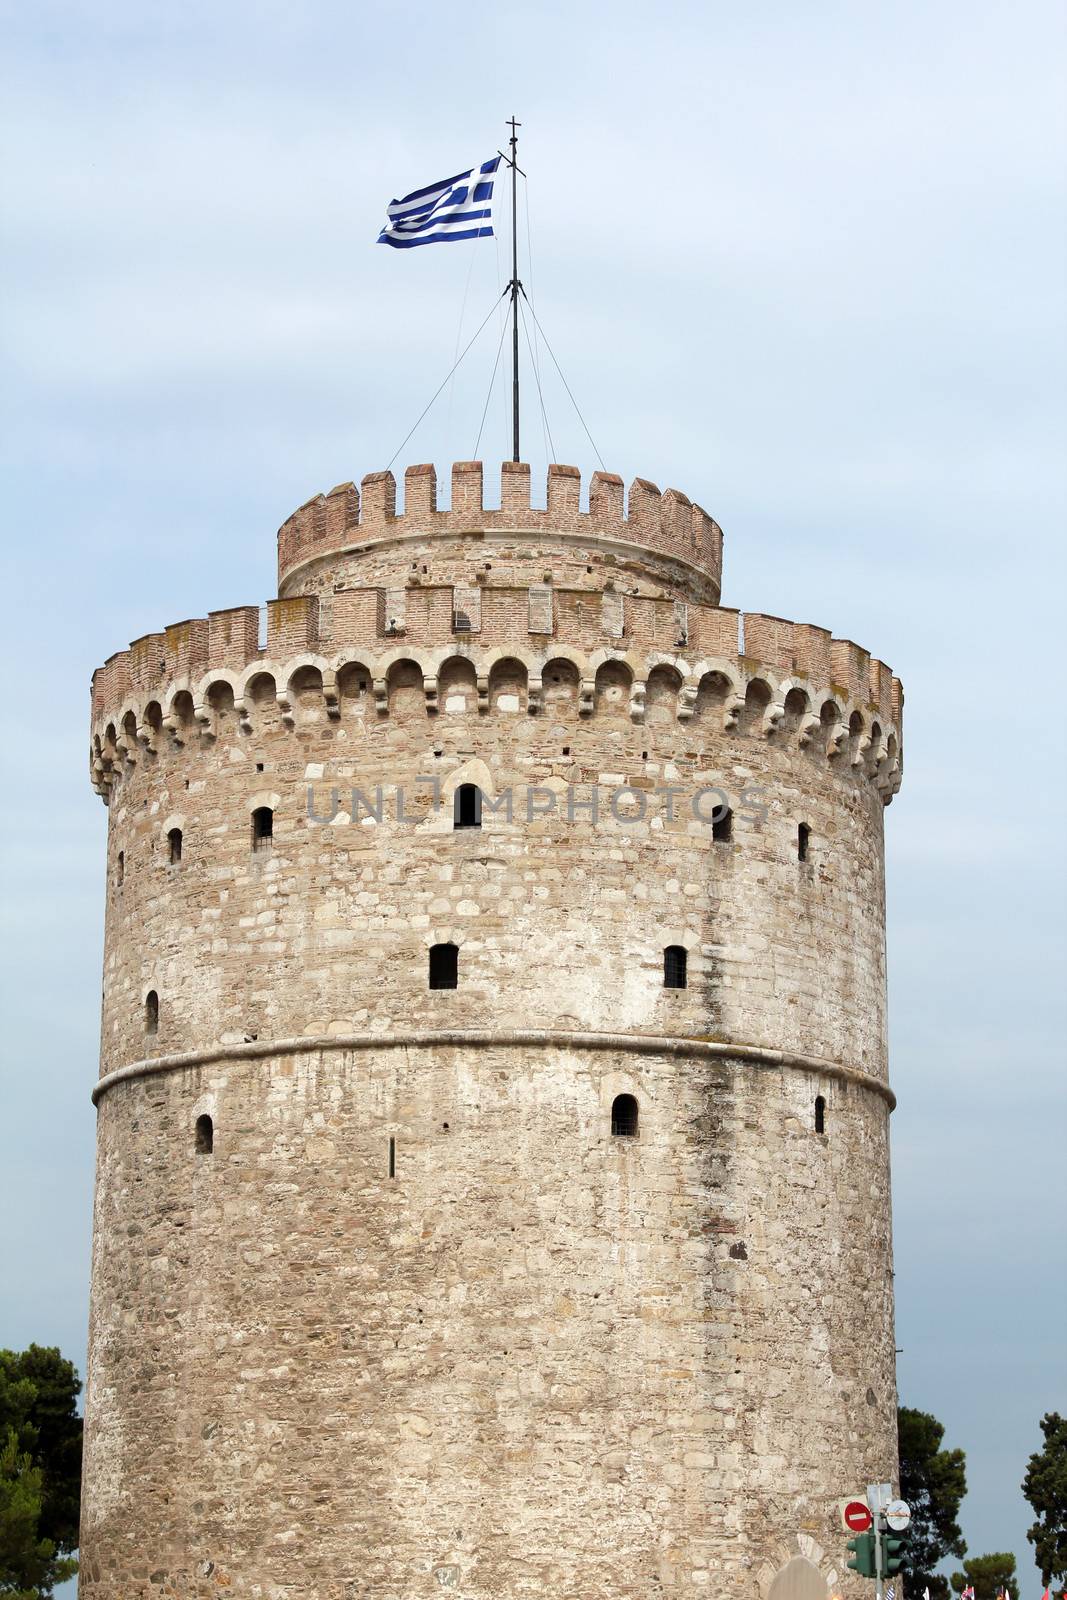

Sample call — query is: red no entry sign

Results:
[842,1500,874,1533]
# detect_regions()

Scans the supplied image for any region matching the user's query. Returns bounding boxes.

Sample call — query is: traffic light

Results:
[846,1533,877,1578]
[883,1530,909,1575]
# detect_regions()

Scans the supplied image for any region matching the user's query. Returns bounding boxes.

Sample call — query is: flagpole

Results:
[507,115,521,462]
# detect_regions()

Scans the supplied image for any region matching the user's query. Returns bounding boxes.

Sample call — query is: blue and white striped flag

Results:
[377,156,501,249]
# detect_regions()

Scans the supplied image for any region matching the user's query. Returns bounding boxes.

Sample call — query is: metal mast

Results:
[505,115,522,463]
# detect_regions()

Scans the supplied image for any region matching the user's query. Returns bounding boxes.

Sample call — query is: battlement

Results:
[91,592,900,724]
[90,589,903,808]
[276,462,724,597]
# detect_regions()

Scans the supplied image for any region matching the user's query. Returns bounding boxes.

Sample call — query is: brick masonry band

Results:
[90,1028,897,1110]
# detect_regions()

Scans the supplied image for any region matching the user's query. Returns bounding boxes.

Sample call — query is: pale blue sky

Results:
[1,1,1065,1592]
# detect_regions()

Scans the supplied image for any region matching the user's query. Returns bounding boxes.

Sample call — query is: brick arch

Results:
[541,655,581,713]
[115,700,143,747]
[479,644,539,675]
[487,655,528,713]
[738,672,775,736]
[587,645,642,675]
[645,661,683,727]
[194,667,243,706]
[385,657,426,721]
[281,651,329,684]
[438,654,479,715]
[644,648,691,677]
[159,679,193,721]
[375,643,433,678]
[593,657,633,719]
[531,643,589,677]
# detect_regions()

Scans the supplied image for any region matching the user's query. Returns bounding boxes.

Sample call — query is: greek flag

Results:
[377,156,501,249]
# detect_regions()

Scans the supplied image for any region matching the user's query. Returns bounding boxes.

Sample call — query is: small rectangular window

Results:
[611,1094,639,1137]
[798,822,810,862]
[453,785,481,829]
[664,946,688,989]
[429,943,458,989]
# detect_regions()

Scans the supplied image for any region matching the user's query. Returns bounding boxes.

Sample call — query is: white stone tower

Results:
[82,460,903,1599]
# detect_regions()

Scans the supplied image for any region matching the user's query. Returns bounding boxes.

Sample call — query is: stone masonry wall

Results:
[81,462,903,1600]
[81,1041,895,1600]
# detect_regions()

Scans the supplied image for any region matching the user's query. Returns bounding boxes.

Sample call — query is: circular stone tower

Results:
[82,460,903,1600]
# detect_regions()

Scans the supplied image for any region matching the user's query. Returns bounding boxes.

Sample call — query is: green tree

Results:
[950,1552,1019,1600]
[0,1431,77,1598]
[1023,1413,1067,1592]
[0,1347,82,1598]
[898,1405,968,1600]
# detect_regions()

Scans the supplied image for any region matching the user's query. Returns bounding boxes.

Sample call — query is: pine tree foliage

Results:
[0,1347,82,1598]
[898,1405,968,1600]
[950,1552,1019,1600]
[1023,1412,1067,1592]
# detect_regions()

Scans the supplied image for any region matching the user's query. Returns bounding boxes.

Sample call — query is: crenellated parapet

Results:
[89,623,903,807]
[276,462,723,600]
[91,460,903,805]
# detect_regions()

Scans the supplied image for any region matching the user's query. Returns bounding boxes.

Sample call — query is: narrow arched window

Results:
[168,827,183,864]
[116,850,124,886]
[798,822,810,862]
[252,806,273,852]
[815,1095,826,1135]
[429,942,458,989]
[195,1114,214,1155]
[145,990,159,1035]
[713,805,733,843]
[664,945,687,989]
[611,1094,639,1137]
[454,784,481,830]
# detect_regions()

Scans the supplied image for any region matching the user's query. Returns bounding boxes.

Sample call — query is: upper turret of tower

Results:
[277,461,723,605]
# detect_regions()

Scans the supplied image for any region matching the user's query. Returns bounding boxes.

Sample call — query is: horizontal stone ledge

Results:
[91,1028,895,1110]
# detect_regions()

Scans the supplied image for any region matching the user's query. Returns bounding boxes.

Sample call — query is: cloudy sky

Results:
[2,0,1064,1590]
